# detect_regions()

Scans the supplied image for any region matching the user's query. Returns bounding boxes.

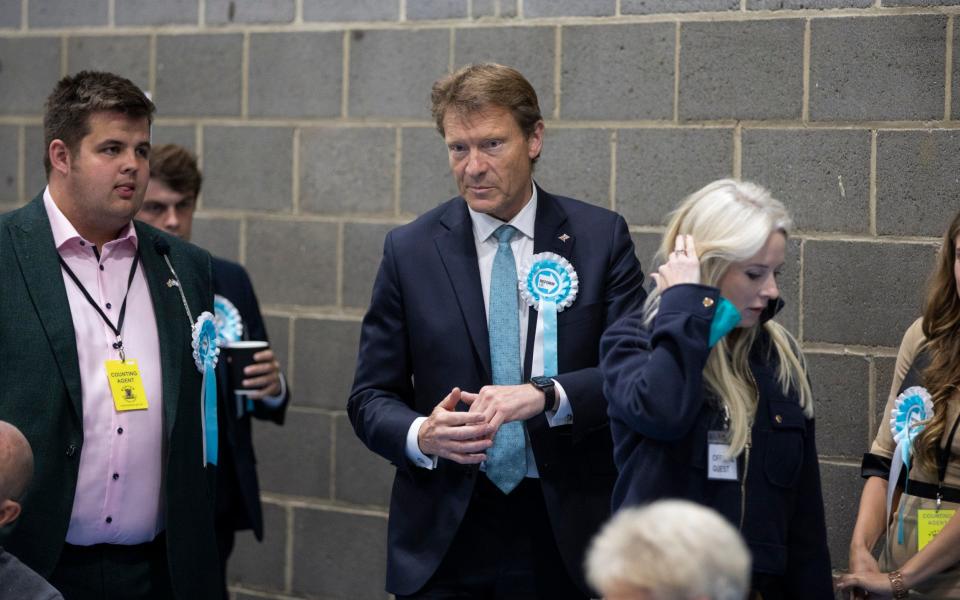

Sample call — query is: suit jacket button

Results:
[66,444,77,457]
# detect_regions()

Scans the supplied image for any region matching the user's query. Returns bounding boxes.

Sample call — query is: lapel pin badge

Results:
[558,233,571,243]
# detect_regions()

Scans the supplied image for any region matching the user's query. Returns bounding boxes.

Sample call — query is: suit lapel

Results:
[8,197,84,420]
[435,200,493,382]
[523,187,572,379]
[136,223,185,439]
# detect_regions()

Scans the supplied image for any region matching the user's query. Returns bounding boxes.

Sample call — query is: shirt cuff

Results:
[405,416,438,469]
[545,379,573,427]
[257,372,287,409]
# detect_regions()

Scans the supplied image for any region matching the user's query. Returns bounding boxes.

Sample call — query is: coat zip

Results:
[740,368,759,531]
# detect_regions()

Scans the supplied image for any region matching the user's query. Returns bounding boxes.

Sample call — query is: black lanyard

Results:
[935,408,960,506]
[58,248,141,361]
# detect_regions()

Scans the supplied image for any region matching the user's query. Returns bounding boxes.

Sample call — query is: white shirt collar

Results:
[467,182,538,243]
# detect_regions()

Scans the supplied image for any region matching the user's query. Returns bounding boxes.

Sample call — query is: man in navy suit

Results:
[134,144,289,599]
[348,63,646,598]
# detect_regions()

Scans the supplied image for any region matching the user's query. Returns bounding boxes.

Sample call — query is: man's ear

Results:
[0,499,22,527]
[526,120,545,162]
[49,139,72,176]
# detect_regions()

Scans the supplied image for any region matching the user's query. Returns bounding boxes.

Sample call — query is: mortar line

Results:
[284,505,294,592]
[869,129,878,236]
[554,26,562,120]
[292,127,301,214]
[20,0,27,29]
[802,18,811,123]
[673,21,681,123]
[60,36,68,76]
[732,122,742,179]
[394,128,403,216]
[609,130,617,210]
[945,15,954,121]
[197,0,205,26]
[241,31,250,118]
[148,34,157,95]
[797,239,804,342]
[341,31,350,118]
[449,27,456,73]
[295,0,303,23]
[867,358,877,446]
[336,222,344,309]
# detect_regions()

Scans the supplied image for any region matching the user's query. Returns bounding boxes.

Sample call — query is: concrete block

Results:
[408,0,468,19]
[202,127,292,212]
[776,237,801,336]
[535,128,610,208]
[226,502,286,591]
[29,0,106,27]
[399,127,459,217]
[873,355,896,438]
[562,24,674,120]
[473,0,517,17]
[741,129,870,234]
[303,0,398,21]
[0,38,60,115]
[884,0,960,5]
[680,20,803,120]
[334,414,394,507]
[244,219,338,307]
[24,126,46,198]
[299,127,394,215]
[206,0,295,24]
[807,353,872,458]
[156,34,242,117]
[748,0,871,7]
[292,508,388,599]
[67,36,150,92]
[0,2,20,28]
[615,128,732,226]
[820,461,865,569]
[253,409,330,497]
[191,216,241,263]
[0,126,17,203]
[454,26,556,117]
[343,223,394,310]
[524,0,615,16]
[262,316,290,372]
[115,0,198,25]
[249,32,342,118]
[291,318,360,409]
[803,241,936,347]
[623,0,739,12]
[149,125,196,152]
[876,130,960,237]
[810,16,945,121]
[630,232,662,280]
[349,29,449,118]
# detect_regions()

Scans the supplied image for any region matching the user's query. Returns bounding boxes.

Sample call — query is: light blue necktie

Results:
[484,224,526,494]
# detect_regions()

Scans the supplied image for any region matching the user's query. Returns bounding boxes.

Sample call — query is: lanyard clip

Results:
[937,491,943,510]
[113,336,125,362]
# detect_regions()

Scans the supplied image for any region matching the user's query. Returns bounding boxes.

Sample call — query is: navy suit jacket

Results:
[211,257,289,540]
[347,187,646,595]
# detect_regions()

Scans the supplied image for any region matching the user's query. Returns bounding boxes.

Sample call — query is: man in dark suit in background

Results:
[135,144,289,599]
[348,63,647,598]
[0,71,219,598]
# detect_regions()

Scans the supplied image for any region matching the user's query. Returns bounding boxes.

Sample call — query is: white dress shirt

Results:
[405,184,574,474]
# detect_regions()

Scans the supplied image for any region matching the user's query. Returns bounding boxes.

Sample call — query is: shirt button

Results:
[79,240,85,246]
[105,516,112,524]
[105,302,112,309]
[117,427,123,434]
[112,473,119,480]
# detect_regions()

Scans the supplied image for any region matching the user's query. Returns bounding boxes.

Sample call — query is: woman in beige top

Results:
[838,210,960,599]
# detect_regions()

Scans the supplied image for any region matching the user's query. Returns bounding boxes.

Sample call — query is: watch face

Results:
[531,376,552,388]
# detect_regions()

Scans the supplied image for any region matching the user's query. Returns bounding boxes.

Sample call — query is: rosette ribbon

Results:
[213,294,243,347]
[518,252,578,378]
[708,297,741,348]
[192,311,220,466]
[887,385,934,544]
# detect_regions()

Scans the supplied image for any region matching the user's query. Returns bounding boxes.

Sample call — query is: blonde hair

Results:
[645,179,812,456]
[586,500,751,600]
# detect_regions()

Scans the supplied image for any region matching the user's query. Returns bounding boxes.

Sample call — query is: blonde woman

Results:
[599,179,832,599]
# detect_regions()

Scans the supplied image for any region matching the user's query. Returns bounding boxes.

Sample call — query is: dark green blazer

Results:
[0,194,220,598]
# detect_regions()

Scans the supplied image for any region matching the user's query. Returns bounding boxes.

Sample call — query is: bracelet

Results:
[888,570,908,599]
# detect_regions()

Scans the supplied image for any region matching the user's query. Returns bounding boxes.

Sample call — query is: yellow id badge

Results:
[105,359,149,411]
[918,508,956,551]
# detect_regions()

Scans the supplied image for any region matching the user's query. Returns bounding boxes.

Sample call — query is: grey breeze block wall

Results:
[2,0,959,597]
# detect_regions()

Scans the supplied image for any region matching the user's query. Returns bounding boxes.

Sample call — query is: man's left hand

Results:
[460,384,545,434]
[242,349,283,399]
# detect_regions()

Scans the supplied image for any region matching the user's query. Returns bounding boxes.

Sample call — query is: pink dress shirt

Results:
[44,189,165,545]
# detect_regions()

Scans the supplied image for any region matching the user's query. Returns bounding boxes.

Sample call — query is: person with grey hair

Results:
[0,421,64,599]
[586,500,750,600]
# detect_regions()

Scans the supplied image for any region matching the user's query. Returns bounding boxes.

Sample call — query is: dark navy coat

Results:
[600,283,833,599]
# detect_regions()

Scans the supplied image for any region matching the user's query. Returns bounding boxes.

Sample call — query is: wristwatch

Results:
[529,376,557,413]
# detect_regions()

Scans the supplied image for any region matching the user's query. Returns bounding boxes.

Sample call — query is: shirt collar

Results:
[43,186,139,251]
[468,182,538,243]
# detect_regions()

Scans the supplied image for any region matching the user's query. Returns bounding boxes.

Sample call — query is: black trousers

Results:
[215,518,236,600]
[49,533,173,600]
[399,475,587,600]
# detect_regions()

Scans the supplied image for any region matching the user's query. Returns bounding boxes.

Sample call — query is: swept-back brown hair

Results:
[913,210,960,473]
[43,70,155,176]
[149,144,202,200]
[430,63,543,161]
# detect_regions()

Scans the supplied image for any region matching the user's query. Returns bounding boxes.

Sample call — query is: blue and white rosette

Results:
[518,252,578,377]
[192,311,220,467]
[887,385,934,544]
[213,294,243,346]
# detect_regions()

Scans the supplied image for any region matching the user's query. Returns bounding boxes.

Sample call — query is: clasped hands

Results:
[417,384,547,464]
